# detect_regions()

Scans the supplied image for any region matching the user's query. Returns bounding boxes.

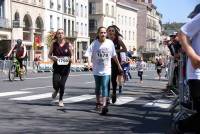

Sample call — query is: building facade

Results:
[89,0,116,41]
[11,0,45,61]
[75,0,90,63]
[0,0,12,59]
[116,0,138,53]
[130,0,162,61]
[0,0,11,40]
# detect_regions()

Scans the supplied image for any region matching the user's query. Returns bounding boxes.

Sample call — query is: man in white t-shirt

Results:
[84,27,122,115]
[173,4,200,133]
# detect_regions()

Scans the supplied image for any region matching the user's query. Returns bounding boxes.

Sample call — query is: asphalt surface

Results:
[0,70,176,134]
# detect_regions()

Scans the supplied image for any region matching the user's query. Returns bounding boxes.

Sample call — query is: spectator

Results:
[171,4,200,133]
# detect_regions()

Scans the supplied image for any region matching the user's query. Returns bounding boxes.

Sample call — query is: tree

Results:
[46,32,56,48]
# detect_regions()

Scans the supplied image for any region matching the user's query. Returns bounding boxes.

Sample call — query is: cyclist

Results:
[6,39,27,71]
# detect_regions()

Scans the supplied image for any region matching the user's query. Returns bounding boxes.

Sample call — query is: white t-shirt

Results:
[136,61,146,71]
[181,13,200,80]
[85,39,116,76]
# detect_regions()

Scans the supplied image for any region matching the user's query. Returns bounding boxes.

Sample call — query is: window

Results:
[64,0,67,13]
[81,23,83,35]
[129,17,131,26]
[118,15,120,24]
[89,19,97,31]
[50,15,53,30]
[68,0,71,14]
[111,6,114,17]
[89,2,96,14]
[68,20,70,36]
[85,24,87,36]
[85,6,87,18]
[76,22,79,34]
[133,18,135,26]
[0,1,4,17]
[76,3,79,16]
[57,0,61,10]
[105,3,109,16]
[64,19,66,35]
[50,0,54,9]
[81,4,83,17]
[57,17,60,29]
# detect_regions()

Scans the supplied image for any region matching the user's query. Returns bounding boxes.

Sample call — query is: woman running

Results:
[48,28,73,107]
[107,25,127,103]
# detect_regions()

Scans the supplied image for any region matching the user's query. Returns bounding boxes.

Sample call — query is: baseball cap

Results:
[188,3,200,18]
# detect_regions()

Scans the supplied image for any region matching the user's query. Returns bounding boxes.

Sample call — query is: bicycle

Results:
[7,56,27,81]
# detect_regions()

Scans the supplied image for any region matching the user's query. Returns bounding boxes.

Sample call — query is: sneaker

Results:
[95,102,102,111]
[52,91,58,99]
[58,100,64,107]
[112,93,117,104]
[100,106,108,115]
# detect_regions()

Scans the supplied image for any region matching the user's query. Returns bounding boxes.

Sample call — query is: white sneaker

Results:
[58,100,64,107]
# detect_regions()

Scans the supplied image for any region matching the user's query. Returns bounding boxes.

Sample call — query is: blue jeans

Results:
[94,75,110,97]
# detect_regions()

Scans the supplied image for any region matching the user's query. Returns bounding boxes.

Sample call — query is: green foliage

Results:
[46,32,56,48]
[163,22,185,31]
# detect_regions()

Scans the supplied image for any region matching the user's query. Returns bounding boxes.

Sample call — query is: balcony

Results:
[0,18,10,28]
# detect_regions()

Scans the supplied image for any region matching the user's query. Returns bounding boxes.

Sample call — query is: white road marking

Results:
[0,91,30,97]
[114,96,137,105]
[53,94,95,103]
[86,81,94,84]
[144,99,173,109]
[20,86,52,91]
[10,92,52,101]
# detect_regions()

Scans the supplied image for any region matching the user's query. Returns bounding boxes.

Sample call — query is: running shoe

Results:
[95,102,102,111]
[111,93,117,104]
[58,100,64,107]
[100,106,108,115]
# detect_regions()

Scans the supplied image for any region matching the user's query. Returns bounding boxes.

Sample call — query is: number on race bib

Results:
[57,57,70,65]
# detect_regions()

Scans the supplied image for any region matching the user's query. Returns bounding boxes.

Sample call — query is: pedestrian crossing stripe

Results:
[0,91,31,97]
[144,99,173,109]
[53,94,96,103]
[114,96,137,105]
[10,93,52,101]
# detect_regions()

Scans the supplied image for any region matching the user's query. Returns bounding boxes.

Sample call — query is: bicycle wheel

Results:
[9,65,16,81]
[19,65,27,81]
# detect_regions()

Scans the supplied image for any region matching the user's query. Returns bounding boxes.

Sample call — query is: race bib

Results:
[57,57,70,65]
[157,66,162,69]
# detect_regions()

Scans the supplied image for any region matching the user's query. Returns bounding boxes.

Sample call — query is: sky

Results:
[153,0,200,23]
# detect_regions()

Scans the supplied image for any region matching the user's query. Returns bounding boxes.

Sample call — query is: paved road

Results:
[0,70,175,134]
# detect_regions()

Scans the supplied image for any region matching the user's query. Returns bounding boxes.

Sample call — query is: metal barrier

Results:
[169,53,195,122]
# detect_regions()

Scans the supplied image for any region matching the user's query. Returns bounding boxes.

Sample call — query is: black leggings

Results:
[179,80,200,133]
[52,72,69,101]
[111,62,120,94]
[138,71,143,81]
